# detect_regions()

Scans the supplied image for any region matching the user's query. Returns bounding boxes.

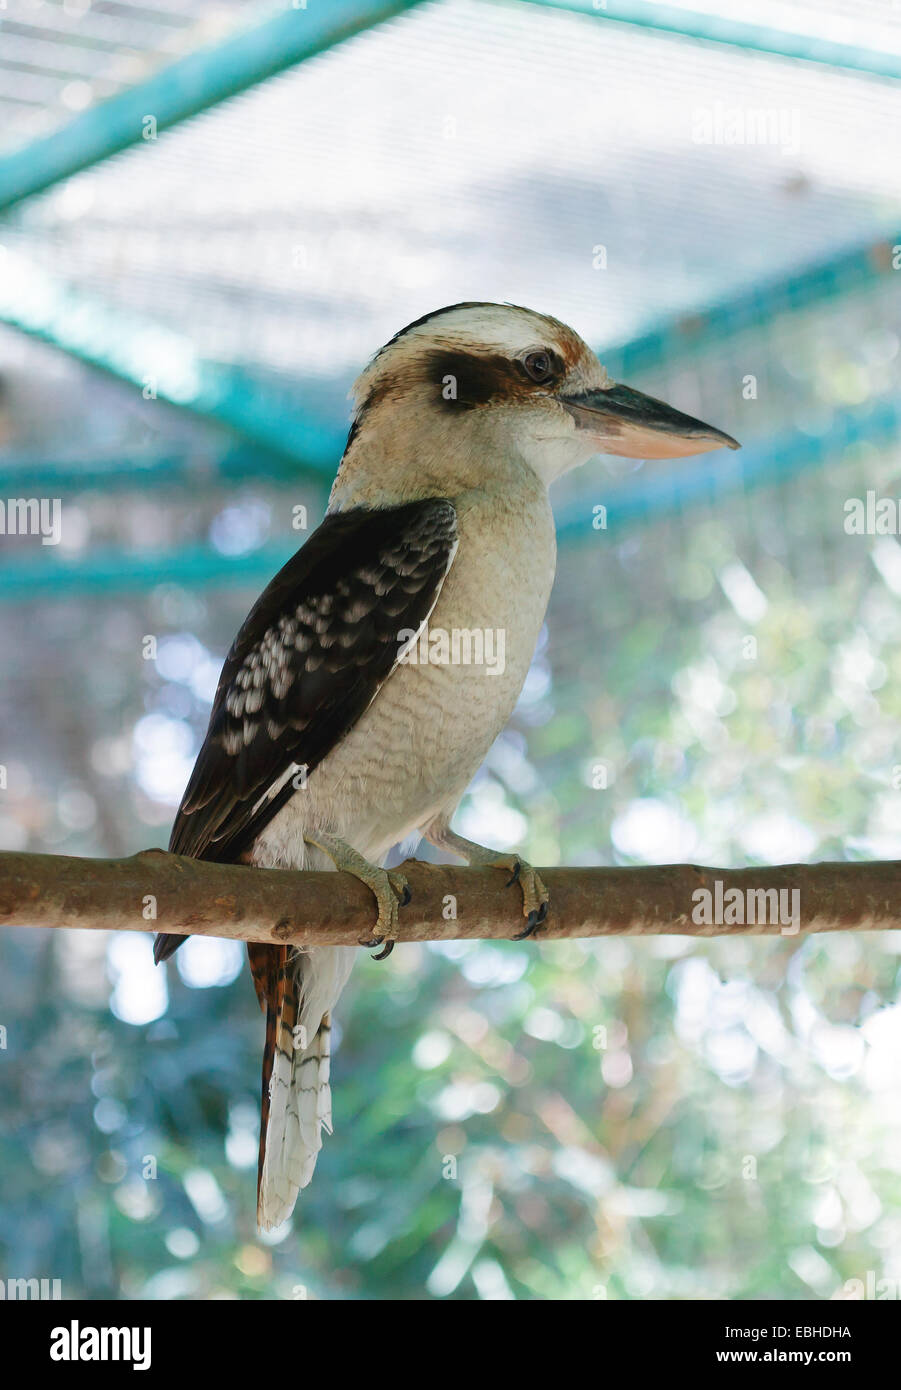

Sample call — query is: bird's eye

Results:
[522,350,555,384]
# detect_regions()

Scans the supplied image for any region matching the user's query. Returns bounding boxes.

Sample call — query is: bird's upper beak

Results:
[559,383,740,459]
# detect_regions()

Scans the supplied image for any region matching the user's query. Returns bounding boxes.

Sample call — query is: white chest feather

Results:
[254,475,556,868]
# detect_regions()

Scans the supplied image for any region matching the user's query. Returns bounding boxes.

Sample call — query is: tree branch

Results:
[0,850,899,948]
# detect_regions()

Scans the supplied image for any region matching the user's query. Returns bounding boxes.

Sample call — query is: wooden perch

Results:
[0,850,899,948]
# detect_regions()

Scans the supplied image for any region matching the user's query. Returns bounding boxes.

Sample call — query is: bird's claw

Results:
[513,900,548,941]
[514,911,540,941]
[489,850,553,939]
[505,859,522,889]
[358,932,395,959]
[505,861,549,940]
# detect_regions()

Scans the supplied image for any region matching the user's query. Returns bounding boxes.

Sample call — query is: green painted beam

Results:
[0,446,299,495]
[1,0,892,222]
[0,247,346,472]
[0,0,425,211]
[0,235,895,494]
[0,540,300,602]
[512,0,901,80]
[558,393,901,543]
[2,394,898,600]
[605,239,898,381]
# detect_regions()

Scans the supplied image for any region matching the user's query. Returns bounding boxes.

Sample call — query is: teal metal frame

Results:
[0,445,298,496]
[0,0,899,598]
[1,393,897,600]
[0,250,344,473]
[0,235,895,495]
[0,1,426,211]
[513,0,901,80]
[607,240,898,382]
[1,0,898,217]
[558,393,901,542]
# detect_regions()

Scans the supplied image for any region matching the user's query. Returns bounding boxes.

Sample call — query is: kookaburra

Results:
[153,302,738,1229]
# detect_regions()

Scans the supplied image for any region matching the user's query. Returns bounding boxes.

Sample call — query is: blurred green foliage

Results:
[3,271,901,1300]
[4,422,901,1300]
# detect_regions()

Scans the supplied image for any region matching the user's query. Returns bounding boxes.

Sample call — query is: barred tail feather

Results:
[249,942,356,1231]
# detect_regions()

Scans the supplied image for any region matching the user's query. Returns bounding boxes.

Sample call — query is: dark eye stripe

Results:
[422,349,524,408]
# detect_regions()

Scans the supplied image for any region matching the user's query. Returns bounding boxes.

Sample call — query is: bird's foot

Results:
[357,871,410,960]
[303,832,409,960]
[420,825,551,941]
[486,853,550,939]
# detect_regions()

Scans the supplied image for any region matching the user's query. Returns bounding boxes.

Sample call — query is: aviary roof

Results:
[1,0,900,410]
[0,0,261,155]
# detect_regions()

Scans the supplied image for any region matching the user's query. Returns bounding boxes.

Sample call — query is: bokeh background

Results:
[2,0,901,1301]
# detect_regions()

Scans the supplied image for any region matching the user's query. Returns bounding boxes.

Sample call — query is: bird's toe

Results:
[388,870,411,906]
[504,859,522,889]
[510,863,549,939]
[362,869,410,959]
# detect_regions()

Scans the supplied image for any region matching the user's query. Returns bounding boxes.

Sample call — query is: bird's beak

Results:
[559,383,740,459]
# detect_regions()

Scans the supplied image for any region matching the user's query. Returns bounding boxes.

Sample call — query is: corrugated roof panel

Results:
[3,0,899,401]
[0,0,262,153]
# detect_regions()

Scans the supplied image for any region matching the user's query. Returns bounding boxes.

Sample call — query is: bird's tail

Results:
[248,941,356,1231]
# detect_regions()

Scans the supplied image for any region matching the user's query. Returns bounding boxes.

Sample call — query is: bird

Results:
[153,302,739,1229]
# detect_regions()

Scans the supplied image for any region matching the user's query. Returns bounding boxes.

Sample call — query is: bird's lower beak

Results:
[560,383,740,459]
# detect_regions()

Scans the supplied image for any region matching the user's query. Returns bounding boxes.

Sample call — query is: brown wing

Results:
[154,498,457,961]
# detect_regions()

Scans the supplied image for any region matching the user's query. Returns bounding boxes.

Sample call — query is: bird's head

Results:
[333,302,739,505]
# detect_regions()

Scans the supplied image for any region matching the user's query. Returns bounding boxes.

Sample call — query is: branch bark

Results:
[0,850,899,948]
